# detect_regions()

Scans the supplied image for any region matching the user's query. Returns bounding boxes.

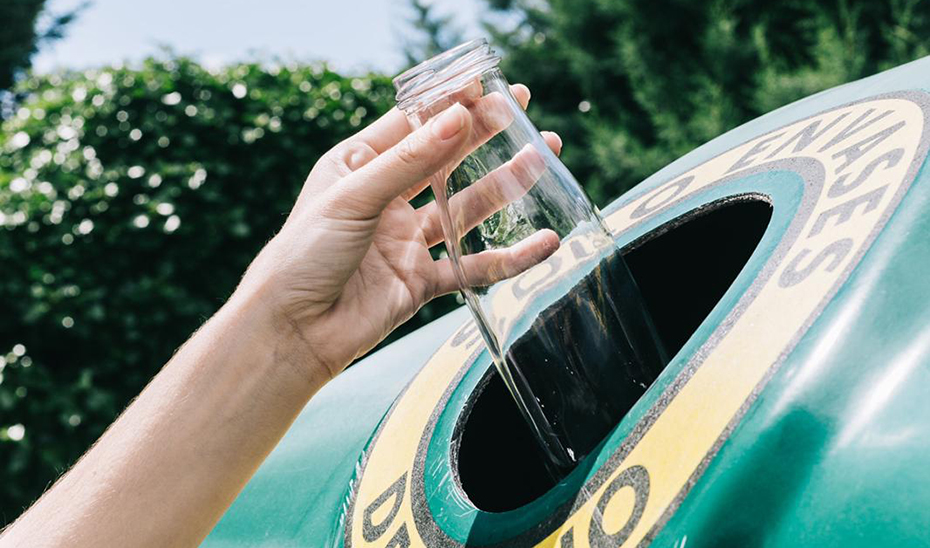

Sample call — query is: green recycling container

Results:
[203,55,930,547]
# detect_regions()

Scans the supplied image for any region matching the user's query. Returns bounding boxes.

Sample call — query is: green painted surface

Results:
[651,88,930,548]
[204,55,930,546]
[204,308,471,547]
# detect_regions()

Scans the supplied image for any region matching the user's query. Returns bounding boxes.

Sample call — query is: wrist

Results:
[222,277,335,389]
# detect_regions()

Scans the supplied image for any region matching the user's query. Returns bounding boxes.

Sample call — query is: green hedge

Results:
[0,58,458,522]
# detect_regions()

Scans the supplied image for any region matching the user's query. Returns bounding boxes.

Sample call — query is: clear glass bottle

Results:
[394,39,668,475]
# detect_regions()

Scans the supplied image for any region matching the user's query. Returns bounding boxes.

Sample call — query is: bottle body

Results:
[395,39,667,474]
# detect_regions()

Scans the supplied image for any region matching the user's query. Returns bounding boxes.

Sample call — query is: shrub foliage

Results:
[0,58,422,521]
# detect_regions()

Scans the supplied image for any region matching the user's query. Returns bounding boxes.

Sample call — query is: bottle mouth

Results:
[393,38,501,114]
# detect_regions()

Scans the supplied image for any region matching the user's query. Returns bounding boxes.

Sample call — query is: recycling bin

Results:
[203,54,930,548]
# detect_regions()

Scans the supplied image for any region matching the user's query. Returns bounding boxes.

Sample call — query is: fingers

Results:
[311,108,410,184]
[323,79,521,181]
[463,90,516,152]
[332,103,472,219]
[324,83,542,220]
[333,83,529,198]
[541,131,562,156]
[400,83,535,202]
[442,85,536,174]
[420,144,547,247]
[345,107,413,155]
[432,229,561,296]
[511,83,530,110]
[418,132,562,246]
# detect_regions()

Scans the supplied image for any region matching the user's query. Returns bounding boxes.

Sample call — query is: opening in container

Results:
[454,196,773,513]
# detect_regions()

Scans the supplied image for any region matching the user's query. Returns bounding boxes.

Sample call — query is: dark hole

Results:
[625,198,774,354]
[455,197,773,512]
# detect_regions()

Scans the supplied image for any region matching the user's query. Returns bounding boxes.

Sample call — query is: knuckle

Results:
[394,135,423,168]
[323,140,374,175]
[340,141,378,172]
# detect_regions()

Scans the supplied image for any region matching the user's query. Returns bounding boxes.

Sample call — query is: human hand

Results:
[238,84,562,379]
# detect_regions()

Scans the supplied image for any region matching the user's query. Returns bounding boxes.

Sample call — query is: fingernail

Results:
[433,103,467,141]
[542,131,562,152]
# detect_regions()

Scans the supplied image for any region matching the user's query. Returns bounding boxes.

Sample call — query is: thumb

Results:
[332,103,472,218]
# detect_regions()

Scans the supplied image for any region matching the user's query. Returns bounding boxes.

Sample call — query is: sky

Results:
[33,0,484,76]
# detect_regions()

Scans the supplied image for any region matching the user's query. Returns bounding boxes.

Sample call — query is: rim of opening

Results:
[447,192,776,513]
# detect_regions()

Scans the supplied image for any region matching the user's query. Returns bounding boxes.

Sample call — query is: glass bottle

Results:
[394,39,668,475]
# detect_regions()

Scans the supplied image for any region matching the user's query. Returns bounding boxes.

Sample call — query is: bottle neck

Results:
[393,39,501,117]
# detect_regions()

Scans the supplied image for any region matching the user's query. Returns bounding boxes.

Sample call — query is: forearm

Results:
[2,285,328,548]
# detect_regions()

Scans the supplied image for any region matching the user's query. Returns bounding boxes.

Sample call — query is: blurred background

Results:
[2,0,930,527]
